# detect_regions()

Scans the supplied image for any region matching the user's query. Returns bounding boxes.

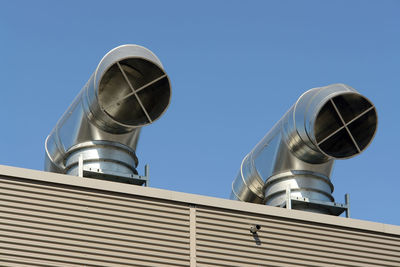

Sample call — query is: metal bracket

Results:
[282,187,350,217]
[78,154,84,178]
[78,162,150,186]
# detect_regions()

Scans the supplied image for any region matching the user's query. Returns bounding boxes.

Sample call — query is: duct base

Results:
[81,165,149,186]
[281,187,350,217]
[264,171,335,208]
[64,141,142,184]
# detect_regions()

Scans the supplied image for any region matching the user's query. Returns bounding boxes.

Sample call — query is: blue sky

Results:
[1,1,399,225]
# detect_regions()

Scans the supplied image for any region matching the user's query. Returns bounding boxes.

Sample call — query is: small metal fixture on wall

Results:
[230,84,377,215]
[250,224,262,246]
[250,224,261,234]
[45,45,171,185]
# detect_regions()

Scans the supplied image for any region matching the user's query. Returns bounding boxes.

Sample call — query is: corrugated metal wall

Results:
[1,173,400,267]
[195,207,400,267]
[0,177,190,267]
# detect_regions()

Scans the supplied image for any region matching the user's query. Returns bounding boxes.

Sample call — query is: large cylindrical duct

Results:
[230,84,377,214]
[45,45,171,179]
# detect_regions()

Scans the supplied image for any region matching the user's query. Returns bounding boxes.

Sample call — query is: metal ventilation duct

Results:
[230,84,377,214]
[45,45,171,181]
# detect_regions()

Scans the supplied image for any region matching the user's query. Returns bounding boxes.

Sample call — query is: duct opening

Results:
[314,93,377,158]
[98,58,171,127]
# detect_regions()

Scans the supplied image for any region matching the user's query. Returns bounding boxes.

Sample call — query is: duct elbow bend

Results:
[45,45,171,178]
[231,84,377,213]
[284,83,377,163]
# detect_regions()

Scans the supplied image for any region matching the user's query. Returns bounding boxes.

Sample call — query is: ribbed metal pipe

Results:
[45,45,171,178]
[230,84,377,214]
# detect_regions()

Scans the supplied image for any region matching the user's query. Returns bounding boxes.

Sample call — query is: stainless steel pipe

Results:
[45,45,171,177]
[230,84,377,214]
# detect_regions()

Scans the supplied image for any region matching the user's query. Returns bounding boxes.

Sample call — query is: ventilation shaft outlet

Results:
[230,84,377,215]
[45,45,171,184]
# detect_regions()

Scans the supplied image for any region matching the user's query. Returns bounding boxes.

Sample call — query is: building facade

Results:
[0,164,399,266]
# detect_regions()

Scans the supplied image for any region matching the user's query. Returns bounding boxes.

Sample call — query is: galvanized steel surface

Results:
[45,44,171,178]
[231,84,378,213]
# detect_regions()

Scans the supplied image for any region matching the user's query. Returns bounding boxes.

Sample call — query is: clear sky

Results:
[1,1,399,225]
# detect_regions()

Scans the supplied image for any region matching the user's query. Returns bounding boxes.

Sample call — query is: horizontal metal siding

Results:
[0,177,190,267]
[1,173,400,267]
[195,207,400,267]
